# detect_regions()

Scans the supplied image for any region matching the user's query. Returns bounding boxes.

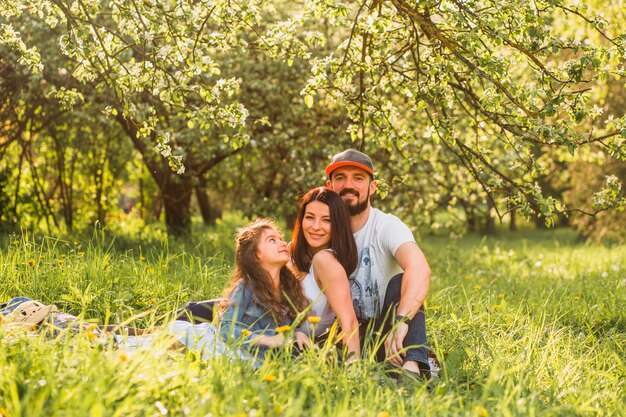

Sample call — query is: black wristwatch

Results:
[395,314,408,324]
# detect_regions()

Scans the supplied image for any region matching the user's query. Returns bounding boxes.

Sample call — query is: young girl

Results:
[217,218,311,360]
[2,219,312,365]
[122,218,311,363]
[290,187,360,360]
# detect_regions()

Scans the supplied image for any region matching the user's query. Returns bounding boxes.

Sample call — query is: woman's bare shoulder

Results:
[311,249,342,272]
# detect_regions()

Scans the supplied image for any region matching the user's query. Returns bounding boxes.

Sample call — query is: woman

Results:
[290,187,360,360]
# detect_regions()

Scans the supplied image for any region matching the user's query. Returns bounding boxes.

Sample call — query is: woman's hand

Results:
[294,330,312,350]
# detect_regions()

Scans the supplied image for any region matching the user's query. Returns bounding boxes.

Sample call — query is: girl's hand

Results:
[253,333,287,348]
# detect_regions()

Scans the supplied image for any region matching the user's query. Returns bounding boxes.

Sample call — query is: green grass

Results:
[1,219,624,417]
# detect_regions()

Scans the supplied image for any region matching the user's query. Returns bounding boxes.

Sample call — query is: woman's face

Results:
[257,227,290,269]
[302,200,332,253]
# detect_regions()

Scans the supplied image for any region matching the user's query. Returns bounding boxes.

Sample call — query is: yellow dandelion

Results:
[85,323,99,331]
[498,293,504,299]
[242,329,252,337]
[78,252,85,257]
[140,256,145,261]
[275,325,291,333]
[473,405,488,417]
[377,412,390,417]
[57,259,65,265]
[146,267,155,274]
[262,374,276,382]
[86,331,96,340]
[572,296,580,301]
[307,316,321,324]
[27,259,36,266]
[60,254,66,258]
[73,241,78,245]
[491,304,502,310]
[473,285,481,290]
[0,406,10,417]
[118,352,128,362]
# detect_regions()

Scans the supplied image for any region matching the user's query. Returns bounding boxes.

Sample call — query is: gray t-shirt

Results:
[350,208,416,320]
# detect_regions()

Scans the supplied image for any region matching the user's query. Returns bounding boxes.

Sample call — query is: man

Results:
[326,149,431,378]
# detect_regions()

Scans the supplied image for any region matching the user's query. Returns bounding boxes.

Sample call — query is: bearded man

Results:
[326,149,432,379]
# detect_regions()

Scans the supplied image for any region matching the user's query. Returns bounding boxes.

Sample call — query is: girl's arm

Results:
[221,282,307,349]
[254,331,311,349]
[220,282,260,343]
[312,250,361,360]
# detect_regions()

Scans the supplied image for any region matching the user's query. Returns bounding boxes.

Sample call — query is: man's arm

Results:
[394,241,431,319]
[384,241,431,366]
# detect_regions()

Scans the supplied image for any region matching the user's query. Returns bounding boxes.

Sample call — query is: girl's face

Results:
[302,200,332,253]
[257,228,290,269]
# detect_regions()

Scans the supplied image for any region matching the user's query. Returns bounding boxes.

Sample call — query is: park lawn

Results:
[0,219,624,417]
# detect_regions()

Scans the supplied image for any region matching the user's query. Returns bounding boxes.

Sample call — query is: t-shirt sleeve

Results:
[380,214,416,256]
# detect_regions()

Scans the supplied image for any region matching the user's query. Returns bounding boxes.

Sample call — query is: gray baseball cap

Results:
[325,149,374,177]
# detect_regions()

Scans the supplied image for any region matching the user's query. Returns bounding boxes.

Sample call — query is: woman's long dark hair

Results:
[290,187,357,276]
[221,218,309,321]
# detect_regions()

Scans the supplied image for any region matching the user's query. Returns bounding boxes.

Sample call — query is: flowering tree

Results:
[2,0,263,234]
[2,0,625,235]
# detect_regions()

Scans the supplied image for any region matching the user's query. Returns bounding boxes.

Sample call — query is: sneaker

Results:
[428,351,442,379]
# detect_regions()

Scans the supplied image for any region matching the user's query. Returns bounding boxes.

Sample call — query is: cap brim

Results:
[325,161,373,176]
[5,301,57,326]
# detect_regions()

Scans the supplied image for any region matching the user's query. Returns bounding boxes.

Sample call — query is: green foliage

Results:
[294,0,626,224]
[1,223,625,416]
[1,0,625,238]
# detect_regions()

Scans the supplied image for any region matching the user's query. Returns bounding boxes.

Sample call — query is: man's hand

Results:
[384,322,409,366]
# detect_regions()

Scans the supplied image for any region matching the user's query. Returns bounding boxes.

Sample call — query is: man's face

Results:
[327,166,376,216]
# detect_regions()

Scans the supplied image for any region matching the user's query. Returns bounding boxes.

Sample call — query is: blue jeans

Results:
[360,274,429,371]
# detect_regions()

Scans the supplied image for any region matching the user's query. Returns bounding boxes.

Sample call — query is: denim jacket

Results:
[219,280,290,360]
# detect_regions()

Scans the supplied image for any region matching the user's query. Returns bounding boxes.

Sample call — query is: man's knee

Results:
[383,273,404,305]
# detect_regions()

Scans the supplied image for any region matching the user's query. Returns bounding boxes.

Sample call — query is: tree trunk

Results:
[459,199,477,232]
[162,180,194,236]
[285,212,296,232]
[139,177,145,219]
[94,159,106,226]
[115,113,238,237]
[484,200,496,235]
[509,208,517,232]
[195,186,221,226]
[534,215,549,229]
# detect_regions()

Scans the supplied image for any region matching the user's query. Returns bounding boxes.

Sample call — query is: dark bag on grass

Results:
[175,299,223,324]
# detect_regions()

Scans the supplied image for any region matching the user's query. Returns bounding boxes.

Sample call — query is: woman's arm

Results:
[312,251,360,360]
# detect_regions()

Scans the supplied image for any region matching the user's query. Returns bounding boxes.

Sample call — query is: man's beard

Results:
[340,188,369,216]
